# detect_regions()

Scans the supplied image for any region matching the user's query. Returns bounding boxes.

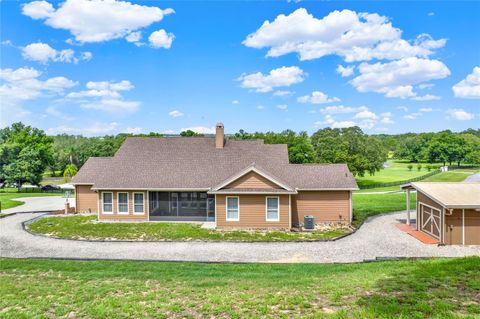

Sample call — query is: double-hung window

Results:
[226,196,239,221]
[133,193,144,214]
[118,192,129,214]
[266,197,279,221]
[102,192,113,214]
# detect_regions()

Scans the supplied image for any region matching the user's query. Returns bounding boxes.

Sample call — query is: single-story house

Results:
[72,123,358,228]
[401,182,480,245]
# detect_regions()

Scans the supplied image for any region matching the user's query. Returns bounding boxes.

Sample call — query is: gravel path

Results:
[1,197,75,214]
[464,172,480,183]
[1,211,479,263]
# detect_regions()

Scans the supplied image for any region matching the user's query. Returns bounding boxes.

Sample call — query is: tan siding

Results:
[99,190,148,221]
[216,194,289,228]
[75,185,98,213]
[445,209,480,245]
[226,172,280,189]
[291,191,350,224]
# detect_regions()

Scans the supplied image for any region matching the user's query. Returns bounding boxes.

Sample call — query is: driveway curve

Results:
[2,211,479,263]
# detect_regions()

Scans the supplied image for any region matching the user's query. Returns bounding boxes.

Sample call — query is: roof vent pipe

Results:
[216,122,225,149]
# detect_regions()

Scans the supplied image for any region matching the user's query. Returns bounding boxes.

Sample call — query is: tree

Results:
[180,130,203,137]
[0,122,53,186]
[311,127,387,177]
[63,164,78,182]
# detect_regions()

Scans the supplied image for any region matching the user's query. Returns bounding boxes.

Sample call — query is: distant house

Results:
[72,123,358,228]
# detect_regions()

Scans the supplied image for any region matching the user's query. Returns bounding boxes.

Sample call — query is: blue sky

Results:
[1,0,479,136]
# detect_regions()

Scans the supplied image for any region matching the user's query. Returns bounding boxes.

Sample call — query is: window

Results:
[118,192,129,214]
[102,192,113,214]
[133,193,144,214]
[266,197,279,221]
[226,196,239,221]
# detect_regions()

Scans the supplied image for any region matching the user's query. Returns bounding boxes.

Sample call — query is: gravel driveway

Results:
[464,172,480,183]
[1,210,479,263]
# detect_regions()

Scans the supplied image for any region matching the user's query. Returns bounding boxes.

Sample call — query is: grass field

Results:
[0,193,62,210]
[1,257,479,318]
[422,171,474,182]
[352,192,415,227]
[27,215,350,241]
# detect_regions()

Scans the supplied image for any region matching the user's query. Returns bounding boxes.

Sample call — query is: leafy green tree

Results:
[0,122,53,186]
[310,127,387,177]
[63,164,78,182]
[180,130,203,137]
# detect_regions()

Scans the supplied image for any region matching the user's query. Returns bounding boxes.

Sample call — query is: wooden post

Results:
[406,189,411,225]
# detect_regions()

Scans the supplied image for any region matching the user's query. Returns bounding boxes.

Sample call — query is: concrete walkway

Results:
[1,196,75,214]
[464,172,480,183]
[1,211,479,263]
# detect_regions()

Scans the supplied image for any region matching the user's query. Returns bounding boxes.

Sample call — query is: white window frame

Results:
[133,192,145,215]
[265,196,280,222]
[117,192,129,215]
[102,192,113,214]
[226,196,239,221]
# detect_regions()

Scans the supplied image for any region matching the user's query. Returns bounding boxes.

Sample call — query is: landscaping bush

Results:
[407,164,413,171]
[417,164,422,171]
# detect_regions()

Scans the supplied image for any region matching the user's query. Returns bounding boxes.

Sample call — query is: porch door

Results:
[170,192,178,216]
[420,204,441,240]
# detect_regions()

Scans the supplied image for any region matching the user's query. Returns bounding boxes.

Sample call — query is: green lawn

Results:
[352,192,416,227]
[422,171,472,182]
[1,257,478,318]
[0,192,62,210]
[27,215,350,241]
[356,160,436,187]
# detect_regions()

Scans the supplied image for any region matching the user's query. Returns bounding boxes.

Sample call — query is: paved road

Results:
[1,211,478,263]
[1,197,75,214]
[464,172,480,183]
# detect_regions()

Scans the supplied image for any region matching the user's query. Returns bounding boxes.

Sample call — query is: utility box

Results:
[304,215,315,230]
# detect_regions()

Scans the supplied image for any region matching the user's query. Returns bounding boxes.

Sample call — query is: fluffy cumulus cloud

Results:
[169,110,184,117]
[22,42,92,64]
[317,106,383,130]
[452,67,480,99]
[447,108,475,121]
[67,80,140,113]
[148,29,174,49]
[350,57,450,99]
[336,65,354,77]
[297,91,340,104]
[238,66,305,93]
[243,9,446,62]
[22,0,174,44]
[320,105,367,114]
[0,67,77,104]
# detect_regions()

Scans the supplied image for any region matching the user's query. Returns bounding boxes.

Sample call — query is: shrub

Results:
[417,164,422,171]
[408,164,413,171]
[426,164,432,171]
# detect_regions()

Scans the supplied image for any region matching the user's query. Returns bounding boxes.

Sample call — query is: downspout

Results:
[462,209,465,245]
[288,194,292,229]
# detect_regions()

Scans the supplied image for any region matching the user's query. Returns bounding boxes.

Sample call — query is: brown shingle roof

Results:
[72,137,358,190]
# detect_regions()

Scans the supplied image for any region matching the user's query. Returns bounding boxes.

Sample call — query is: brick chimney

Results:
[215,122,224,149]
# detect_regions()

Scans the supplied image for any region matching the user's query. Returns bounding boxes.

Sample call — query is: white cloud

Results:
[169,110,184,117]
[67,80,139,113]
[380,112,394,124]
[125,127,143,134]
[419,108,433,112]
[0,67,77,105]
[320,105,367,115]
[45,106,74,121]
[412,94,440,101]
[243,8,446,62]
[403,112,421,120]
[81,99,140,112]
[257,105,265,110]
[22,42,91,64]
[452,67,480,99]
[418,83,434,89]
[47,122,119,136]
[447,108,475,121]
[273,90,294,96]
[351,57,450,99]
[180,126,215,134]
[354,110,378,120]
[126,31,142,43]
[238,66,305,93]
[231,100,240,104]
[336,65,354,77]
[320,115,356,129]
[297,91,340,104]
[276,104,288,110]
[22,0,174,44]
[428,12,435,16]
[397,106,408,112]
[148,29,174,49]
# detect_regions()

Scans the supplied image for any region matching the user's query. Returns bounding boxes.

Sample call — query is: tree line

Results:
[1,122,479,187]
